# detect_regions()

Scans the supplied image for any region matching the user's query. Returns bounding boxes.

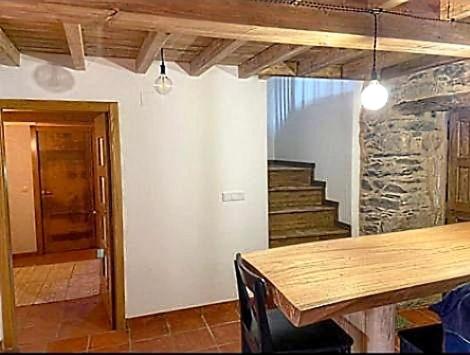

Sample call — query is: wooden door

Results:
[93,114,114,326]
[447,109,470,223]
[37,125,96,253]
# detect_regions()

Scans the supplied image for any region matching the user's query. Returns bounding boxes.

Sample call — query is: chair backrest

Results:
[234,253,273,353]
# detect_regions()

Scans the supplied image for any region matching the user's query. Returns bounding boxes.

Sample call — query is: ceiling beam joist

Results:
[441,0,470,20]
[105,0,470,58]
[342,51,416,79]
[189,39,246,76]
[239,44,310,78]
[0,28,20,67]
[3,0,470,58]
[135,32,171,74]
[371,0,409,10]
[62,23,85,70]
[297,48,363,76]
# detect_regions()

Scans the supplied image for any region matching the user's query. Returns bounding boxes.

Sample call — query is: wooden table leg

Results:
[365,305,396,352]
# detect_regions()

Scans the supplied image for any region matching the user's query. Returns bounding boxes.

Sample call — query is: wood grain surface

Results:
[243,222,470,327]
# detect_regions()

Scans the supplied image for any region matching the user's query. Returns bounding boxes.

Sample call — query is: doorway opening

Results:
[0,100,125,352]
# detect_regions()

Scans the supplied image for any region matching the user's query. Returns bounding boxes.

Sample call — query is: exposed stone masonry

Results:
[360,60,470,235]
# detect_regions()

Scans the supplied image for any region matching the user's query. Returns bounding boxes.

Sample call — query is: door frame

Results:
[0,100,126,352]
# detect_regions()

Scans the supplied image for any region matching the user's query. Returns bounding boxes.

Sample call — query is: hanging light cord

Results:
[254,0,470,25]
[160,48,167,75]
[371,10,380,80]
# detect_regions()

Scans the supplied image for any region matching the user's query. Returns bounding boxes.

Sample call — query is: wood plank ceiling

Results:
[0,0,468,80]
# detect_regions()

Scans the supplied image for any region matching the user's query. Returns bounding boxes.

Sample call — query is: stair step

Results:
[269,206,335,215]
[268,166,313,188]
[270,227,350,240]
[269,188,323,211]
[268,165,310,171]
[270,227,350,248]
[269,185,323,192]
[269,206,337,232]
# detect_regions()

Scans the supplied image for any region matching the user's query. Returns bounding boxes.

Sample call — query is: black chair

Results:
[398,324,443,353]
[234,253,354,353]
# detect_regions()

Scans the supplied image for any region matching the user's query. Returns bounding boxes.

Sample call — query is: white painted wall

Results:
[4,123,38,254]
[269,80,362,235]
[0,54,268,340]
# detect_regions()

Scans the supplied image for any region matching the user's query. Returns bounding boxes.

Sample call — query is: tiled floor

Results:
[17,299,241,353]
[17,295,112,353]
[14,260,101,306]
[15,296,441,353]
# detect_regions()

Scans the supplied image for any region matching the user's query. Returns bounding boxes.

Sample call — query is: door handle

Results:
[41,190,53,196]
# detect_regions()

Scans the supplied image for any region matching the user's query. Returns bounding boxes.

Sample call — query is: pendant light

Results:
[154,48,173,95]
[361,10,389,111]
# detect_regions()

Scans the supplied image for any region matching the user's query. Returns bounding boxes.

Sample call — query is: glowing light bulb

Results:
[153,74,173,95]
[361,80,389,111]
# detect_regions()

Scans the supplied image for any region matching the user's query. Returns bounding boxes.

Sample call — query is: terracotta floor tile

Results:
[172,328,217,352]
[131,336,175,353]
[89,343,130,353]
[58,319,110,340]
[129,315,170,342]
[17,323,61,346]
[26,303,66,327]
[19,342,48,353]
[218,341,241,353]
[47,336,89,353]
[64,297,106,322]
[165,307,206,334]
[202,301,240,326]
[210,321,241,345]
[90,330,130,350]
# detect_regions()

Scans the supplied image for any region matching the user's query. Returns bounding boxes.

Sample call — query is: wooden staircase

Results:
[268,161,350,248]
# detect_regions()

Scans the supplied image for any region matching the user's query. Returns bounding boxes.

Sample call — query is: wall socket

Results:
[222,191,246,202]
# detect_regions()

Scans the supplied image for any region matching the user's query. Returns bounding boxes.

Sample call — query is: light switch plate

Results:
[222,192,232,202]
[231,192,246,202]
[222,191,246,203]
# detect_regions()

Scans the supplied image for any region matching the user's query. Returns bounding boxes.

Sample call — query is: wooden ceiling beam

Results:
[258,63,346,80]
[2,1,470,58]
[441,0,470,20]
[0,28,20,67]
[239,44,310,78]
[189,39,246,76]
[297,48,363,76]
[342,51,417,79]
[377,2,469,80]
[135,31,171,74]
[370,0,409,10]
[62,23,85,70]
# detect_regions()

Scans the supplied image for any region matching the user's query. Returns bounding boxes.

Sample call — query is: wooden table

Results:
[242,223,470,352]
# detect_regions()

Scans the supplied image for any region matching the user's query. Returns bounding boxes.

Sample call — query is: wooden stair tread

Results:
[269,186,323,192]
[269,206,336,215]
[270,227,350,240]
[268,165,311,171]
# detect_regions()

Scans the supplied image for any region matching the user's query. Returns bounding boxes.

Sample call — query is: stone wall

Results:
[360,60,470,235]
